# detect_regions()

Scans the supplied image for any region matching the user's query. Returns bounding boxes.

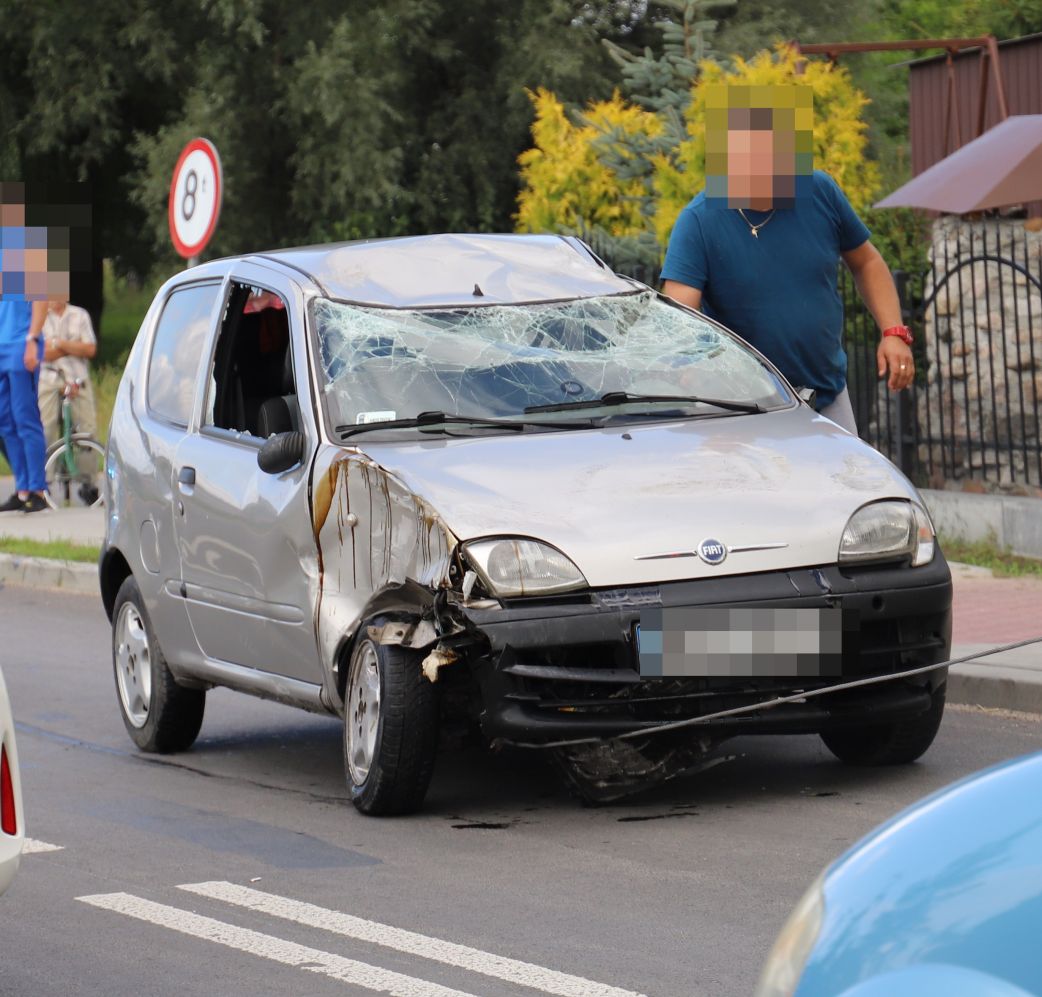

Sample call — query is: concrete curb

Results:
[0,552,99,597]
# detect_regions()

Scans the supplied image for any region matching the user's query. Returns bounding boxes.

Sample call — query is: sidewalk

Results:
[1,501,1041,713]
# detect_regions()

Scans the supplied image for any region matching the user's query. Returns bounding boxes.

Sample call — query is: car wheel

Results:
[343,621,439,816]
[112,576,205,753]
[820,685,946,765]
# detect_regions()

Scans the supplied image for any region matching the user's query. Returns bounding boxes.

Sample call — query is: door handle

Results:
[178,466,196,493]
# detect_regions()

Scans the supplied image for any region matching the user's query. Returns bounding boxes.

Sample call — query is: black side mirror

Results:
[258,431,305,474]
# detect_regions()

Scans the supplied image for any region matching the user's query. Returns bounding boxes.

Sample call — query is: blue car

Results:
[756,751,1042,996]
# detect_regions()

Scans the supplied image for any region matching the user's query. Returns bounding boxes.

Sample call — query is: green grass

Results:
[941,535,1042,578]
[0,536,101,563]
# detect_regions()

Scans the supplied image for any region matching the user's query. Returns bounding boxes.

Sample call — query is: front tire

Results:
[112,576,205,753]
[821,684,946,765]
[344,622,439,816]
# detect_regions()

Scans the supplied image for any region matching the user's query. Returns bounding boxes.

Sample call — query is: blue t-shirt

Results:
[660,170,870,408]
[0,299,33,372]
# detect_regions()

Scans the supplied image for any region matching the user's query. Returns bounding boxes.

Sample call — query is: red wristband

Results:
[883,325,913,346]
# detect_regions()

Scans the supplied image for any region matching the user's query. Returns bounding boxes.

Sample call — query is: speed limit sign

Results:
[168,138,223,260]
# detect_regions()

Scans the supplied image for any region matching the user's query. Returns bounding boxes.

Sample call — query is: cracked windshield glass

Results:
[312,290,791,435]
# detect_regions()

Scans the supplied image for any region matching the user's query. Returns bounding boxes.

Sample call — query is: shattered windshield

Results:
[312,291,791,434]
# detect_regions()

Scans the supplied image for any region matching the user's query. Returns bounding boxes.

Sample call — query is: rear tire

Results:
[344,621,439,816]
[112,576,205,753]
[820,685,946,765]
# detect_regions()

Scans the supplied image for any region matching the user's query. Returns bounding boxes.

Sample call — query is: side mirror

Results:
[258,431,306,474]
[795,386,817,409]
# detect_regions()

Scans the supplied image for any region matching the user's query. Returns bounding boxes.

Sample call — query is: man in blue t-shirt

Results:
[661,90,914,433]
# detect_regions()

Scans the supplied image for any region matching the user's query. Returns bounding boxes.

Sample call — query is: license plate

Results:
[636,607,855,678]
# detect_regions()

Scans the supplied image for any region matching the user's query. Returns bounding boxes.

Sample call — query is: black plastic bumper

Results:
[462,555,953,744]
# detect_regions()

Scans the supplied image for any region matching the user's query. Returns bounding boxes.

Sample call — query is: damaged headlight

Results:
[754,873,825,997]
[464,538,587,597]
[839,500,935,567]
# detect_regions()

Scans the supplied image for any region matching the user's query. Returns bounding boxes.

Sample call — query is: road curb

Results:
[949,654,1042,715]
[0,552,99,596]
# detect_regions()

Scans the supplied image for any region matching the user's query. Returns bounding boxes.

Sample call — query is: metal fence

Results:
[841,223,1042,488]
[579,223,1042,488]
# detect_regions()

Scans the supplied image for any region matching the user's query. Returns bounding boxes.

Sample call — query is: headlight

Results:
[464,538,587,597]
[839,500,935,567]
[754,874,825,997]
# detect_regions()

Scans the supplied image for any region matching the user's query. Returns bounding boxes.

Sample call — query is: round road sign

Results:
[168,138,223,259]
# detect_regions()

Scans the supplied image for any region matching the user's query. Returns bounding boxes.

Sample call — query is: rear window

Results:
[147,283,221,427]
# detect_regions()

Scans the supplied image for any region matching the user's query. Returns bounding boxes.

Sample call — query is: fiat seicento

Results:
[100,234,952,814]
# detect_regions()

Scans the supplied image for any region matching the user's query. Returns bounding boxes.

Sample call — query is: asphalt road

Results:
[3,585,1042,997]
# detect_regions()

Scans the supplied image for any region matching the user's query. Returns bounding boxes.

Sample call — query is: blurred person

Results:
[0,296,49,513]
[39,295,97,447]
[661,84,914,435]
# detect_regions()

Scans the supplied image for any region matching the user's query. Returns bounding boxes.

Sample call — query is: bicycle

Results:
[41,365,105,510]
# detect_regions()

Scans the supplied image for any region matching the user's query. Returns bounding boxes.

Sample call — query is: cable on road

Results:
[516,635,1042,750]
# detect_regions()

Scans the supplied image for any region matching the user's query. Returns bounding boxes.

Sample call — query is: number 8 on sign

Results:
[168,138,222,259]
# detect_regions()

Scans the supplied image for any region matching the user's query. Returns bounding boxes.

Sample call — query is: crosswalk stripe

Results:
[22,838,64,854]
[77,892,480,997]
[180,881,646,997]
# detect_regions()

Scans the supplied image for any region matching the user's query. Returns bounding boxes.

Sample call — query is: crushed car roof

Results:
[254,233,641,308]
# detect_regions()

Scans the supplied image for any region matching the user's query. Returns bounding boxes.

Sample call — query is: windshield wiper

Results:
[336,410,588,439]
[524,390,765,416]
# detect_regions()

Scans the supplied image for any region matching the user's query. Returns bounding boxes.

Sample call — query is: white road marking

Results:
[22,838,64,854]
[180,881,646,997]
[77,892,480,997]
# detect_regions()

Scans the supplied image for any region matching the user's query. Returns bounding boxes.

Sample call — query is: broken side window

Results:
[204,282,298,438]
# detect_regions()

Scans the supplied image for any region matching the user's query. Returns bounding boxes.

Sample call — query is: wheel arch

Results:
[99,546,133,622]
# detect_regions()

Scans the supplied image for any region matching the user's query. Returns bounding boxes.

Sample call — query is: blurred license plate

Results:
[635,607,856,678]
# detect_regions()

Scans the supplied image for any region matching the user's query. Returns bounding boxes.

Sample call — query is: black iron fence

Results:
[578,222,1042,488]
[842,222,1042,489]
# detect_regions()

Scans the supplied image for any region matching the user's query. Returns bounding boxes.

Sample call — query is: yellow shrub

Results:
[516,88,661,237]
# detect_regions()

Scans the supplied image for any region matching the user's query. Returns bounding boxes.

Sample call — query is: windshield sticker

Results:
[356,411,397,425]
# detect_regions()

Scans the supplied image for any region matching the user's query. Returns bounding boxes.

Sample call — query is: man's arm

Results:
[841,240,914,392]
[45,339,96,361]
[23,300,47,373]
[661,280,703,311]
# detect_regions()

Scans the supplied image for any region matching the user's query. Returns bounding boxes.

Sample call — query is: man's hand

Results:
[23,338,40,373]
[877,336,914,391]
[44,338,65,362]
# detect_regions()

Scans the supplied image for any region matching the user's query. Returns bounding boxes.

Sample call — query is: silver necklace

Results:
[737,207,776,238]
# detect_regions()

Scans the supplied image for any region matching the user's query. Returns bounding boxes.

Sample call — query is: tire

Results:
[343,620,439,816]
[111,576,205,753]
[44,434,105,509]
[820,685,946,766]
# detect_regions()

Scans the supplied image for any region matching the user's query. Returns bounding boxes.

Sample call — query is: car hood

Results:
[358,406,922,587]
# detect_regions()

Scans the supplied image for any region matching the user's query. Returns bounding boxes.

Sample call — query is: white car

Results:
[1,667,24,894]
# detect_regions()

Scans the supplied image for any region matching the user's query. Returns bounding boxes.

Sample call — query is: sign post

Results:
[168,138,222,265]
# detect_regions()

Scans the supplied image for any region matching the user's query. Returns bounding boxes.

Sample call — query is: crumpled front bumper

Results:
[461,554,953,745]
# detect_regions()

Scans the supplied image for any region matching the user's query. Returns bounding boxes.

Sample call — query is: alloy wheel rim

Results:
[114,602,152,727]
[346,642,381,785]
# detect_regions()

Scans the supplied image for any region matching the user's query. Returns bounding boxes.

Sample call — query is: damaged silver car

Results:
[100,233,952,814]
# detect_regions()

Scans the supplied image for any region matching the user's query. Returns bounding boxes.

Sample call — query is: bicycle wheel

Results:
[44,435,106,509]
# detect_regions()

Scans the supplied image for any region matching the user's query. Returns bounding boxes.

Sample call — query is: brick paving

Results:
[951,568,1042,645]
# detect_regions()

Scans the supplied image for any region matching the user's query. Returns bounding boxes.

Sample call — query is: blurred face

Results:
[726,128,776,208]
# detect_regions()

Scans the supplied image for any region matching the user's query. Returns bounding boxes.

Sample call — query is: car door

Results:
[172,265,321,683]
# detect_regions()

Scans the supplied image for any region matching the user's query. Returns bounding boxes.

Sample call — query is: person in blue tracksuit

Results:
[0,297,49,513]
